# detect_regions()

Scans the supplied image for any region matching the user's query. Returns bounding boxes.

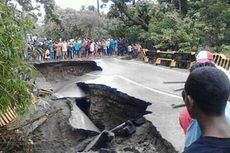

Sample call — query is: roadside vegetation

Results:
[0,1,34,113]
[104,0,230,54]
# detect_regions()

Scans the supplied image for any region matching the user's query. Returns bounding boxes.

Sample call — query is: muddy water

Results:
[32,60,177,153]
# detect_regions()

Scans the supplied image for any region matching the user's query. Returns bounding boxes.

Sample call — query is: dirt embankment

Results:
[34,61,102,82]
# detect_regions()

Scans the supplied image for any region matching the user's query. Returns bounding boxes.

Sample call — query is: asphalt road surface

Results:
[53,57,189,152]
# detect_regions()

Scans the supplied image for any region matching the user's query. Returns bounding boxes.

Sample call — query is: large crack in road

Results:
[29,59,179,153]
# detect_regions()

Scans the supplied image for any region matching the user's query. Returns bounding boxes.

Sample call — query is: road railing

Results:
[143,50,230,71]
[0,107,17,127]
[0,94,37,128]
[143,50,196,68]
[155,51,177,68]
[213,53,230,70]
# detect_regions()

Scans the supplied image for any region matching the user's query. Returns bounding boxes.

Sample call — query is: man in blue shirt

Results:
[183,67,230,153]
[185,102,230,148]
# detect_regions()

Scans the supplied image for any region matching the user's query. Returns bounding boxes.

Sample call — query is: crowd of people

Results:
[28,37,142,61]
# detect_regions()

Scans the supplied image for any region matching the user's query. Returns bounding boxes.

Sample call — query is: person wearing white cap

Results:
[196,50,230,80]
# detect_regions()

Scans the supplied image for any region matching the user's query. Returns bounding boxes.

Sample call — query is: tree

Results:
[158,0,189,15]
[107,0,150,31]
[36,7,109,40]
[187,0,230,50]
[88,5,96,12]
[97,0,100,13]
[0,1,35,113]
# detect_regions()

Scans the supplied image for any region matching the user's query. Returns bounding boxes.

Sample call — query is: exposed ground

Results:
[29,60,178,153]
[34,61,102,82]
[1,58,187,153]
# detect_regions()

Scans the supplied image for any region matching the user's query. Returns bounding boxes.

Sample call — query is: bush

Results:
[0,2,34,113]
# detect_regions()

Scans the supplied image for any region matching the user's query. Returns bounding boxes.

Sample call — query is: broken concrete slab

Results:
[67,100,100,134]
[77,82,152,130]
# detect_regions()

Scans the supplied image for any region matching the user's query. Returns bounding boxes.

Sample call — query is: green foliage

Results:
[221,45,230,57]
[106,0,230,54]
[0,1,34,113]
[37,8,109,40]
[106,18,144,42]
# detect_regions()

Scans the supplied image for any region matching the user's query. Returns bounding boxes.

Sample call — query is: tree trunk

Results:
[178,0,182,13]
[97,0,100,13]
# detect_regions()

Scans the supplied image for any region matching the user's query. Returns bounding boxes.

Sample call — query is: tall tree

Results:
[88,5,96,12]
[107,0,150,31]
[97,0,100,13]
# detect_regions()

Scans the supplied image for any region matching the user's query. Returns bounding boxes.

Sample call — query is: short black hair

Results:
[190,62,216,72]
[185,67,230,115]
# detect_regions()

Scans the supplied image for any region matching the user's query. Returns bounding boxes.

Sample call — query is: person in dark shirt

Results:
[183,67,230,153]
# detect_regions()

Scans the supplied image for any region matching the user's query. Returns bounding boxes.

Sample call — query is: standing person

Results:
[196,51,230,80]
[81,38,87,57]
[128,44,133,57]
[90,40,95,57]
[110,38,115,56]
[44,47,50,60]
[68,39,75,59]
[183,67,230,153]
[55,40,62,60]
[102,39,107,56]
[123,38,129,55]
[86,39,91,58]
[97,40,103,57]
[48,40,54,60]
[117,38,122,56]
[62,40,68,59]
[74,38,82,58]
[94,40,99,56]
[120,38,127,56]
[58,38,63,59]
[114,39,118,55]
[107,39,111,56]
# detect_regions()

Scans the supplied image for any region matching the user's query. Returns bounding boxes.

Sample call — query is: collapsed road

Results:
[28,57,189,153]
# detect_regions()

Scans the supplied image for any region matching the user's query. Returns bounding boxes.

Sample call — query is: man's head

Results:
[184,67,230,118]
